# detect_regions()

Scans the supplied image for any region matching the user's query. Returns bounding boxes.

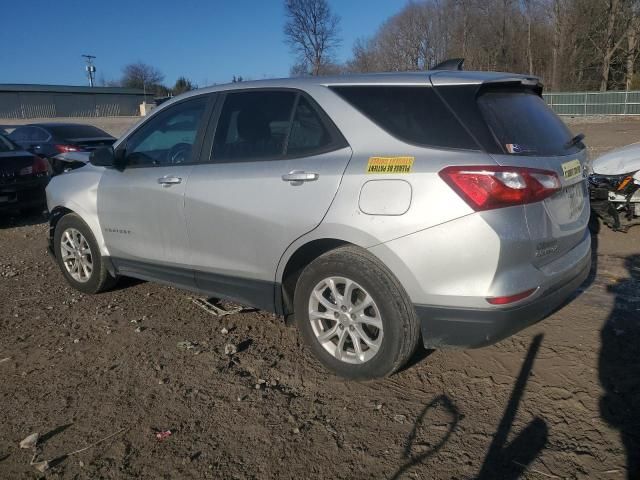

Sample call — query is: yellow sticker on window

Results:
[561,159,581,180]
[367,156,414,174]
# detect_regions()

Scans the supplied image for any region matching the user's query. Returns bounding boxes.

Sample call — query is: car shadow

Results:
[390,334,547,479]
[475,333,548,479]
[389,394,461,480]
[599,254,640,479]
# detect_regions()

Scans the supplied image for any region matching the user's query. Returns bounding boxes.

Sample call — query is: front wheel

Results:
[294,246,420,379]
[53,213,118,294]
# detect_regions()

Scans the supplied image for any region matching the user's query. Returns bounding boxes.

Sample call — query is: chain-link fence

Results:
[543,91,640,116]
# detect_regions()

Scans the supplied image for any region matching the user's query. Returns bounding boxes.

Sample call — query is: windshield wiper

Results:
[565,133,585,149]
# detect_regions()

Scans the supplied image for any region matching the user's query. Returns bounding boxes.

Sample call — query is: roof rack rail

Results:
[431,58,465,71]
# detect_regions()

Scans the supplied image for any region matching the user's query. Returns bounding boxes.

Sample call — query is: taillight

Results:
[54,144,81,153]
[439,165,561,211]
[487,288,537,305]
[20,156,50,176]
[33,156,50,174]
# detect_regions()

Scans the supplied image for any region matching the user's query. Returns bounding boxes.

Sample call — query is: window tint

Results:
[9,126,48,142]
[212,91,296,161]
[47,125,111,139]
[286,96,332,156]
[126,96,207,167]
[478,89,579,156]
[330,86,477,150]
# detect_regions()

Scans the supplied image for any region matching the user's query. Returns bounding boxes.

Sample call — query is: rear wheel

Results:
[53,213,117,294]
[294,246,420,379]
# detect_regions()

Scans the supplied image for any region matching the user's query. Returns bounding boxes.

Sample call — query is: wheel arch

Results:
[279,238,378,321]
[48,206,74,255]
[47,201,109,257]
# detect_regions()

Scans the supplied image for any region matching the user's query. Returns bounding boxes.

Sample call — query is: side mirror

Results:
[90,146,127,170]
[90,146,115,167]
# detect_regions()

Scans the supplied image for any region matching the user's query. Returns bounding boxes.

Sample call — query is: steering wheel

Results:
[167,143,192,164]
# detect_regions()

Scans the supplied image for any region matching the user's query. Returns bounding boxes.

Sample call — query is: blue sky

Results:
[0,0,404,87]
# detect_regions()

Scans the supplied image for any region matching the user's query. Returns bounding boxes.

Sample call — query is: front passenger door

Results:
[97,95,213,288]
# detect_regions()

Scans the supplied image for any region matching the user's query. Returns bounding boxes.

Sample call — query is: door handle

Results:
[281,171,319,183]
[157,175,182,187]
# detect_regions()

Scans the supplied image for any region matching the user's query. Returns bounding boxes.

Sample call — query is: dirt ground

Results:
[0,118,639,479]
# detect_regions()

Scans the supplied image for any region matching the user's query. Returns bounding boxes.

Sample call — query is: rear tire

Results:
[294,246,420,379]
[53,213,117,294]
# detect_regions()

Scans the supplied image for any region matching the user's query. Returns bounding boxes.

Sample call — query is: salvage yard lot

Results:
[1,118,639,479]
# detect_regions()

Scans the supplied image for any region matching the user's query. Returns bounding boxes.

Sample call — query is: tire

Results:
[294,245,420,380]
[53,213,117,294]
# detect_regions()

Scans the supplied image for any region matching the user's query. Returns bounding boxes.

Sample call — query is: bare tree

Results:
[121,62,165,92]
[283,0,341,75]
[342,0,640,91]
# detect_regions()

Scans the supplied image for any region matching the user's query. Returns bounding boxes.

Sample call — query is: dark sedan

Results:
[0,134,50,215]
[8,123,115,174]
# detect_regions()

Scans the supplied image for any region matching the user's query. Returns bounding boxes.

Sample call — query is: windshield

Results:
[478,89,581,156]
[0,134,18,153]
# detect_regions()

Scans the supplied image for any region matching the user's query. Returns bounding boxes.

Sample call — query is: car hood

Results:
[592,142,640,175]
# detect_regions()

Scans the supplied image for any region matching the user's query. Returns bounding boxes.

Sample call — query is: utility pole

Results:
[82,55,97,87]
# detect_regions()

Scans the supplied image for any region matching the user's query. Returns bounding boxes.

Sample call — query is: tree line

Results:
[99,62,196,96]
[284,0,640,91]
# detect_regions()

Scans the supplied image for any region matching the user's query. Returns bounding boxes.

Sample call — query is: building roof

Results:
[0,84,153,95]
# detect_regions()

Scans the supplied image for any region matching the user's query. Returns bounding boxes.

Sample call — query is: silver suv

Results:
[46,70,591,379]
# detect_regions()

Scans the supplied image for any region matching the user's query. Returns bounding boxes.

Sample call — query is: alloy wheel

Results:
[308,276,383,364]
[60,228,93,283]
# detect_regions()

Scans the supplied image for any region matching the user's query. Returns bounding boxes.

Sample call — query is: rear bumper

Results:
[0,178,48,213]
[416,247,591,348]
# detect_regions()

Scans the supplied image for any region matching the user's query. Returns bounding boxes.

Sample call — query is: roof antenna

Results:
[432,58,464,71]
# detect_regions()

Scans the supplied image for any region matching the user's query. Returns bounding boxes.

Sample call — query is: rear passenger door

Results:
[184,89,352,310]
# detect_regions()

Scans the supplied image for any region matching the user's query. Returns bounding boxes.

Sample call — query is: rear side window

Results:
[47,125,111,139]
[330,86,477,150]
[213,91,296,161]
[478,90,578,156]
[287,96,332,156]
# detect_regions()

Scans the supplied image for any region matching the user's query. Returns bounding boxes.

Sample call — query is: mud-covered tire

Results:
[294,245,420,380]
[53,213,117,294]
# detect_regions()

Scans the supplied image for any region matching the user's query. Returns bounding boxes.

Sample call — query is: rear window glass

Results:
[330,86,478,150]
[9,126,48,142]
[47,125,111,139]
[478,90,579,156]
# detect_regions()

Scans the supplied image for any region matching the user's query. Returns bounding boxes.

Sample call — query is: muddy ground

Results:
[0,119,639,479]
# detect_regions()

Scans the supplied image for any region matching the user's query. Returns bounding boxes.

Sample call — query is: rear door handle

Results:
[158,175,182,186]
[281,171,319,183]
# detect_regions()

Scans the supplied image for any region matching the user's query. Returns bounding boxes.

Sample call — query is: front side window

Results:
[125,96,208,167]
[212,91,296,161]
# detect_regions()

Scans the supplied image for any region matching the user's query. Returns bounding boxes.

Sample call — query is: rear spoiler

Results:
[432,58,465,71]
